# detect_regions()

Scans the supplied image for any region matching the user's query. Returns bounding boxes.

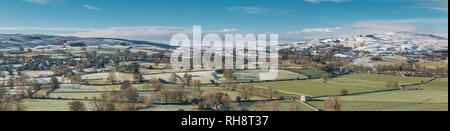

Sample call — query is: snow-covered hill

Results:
[289,32,448,55]
[0,34,172,50]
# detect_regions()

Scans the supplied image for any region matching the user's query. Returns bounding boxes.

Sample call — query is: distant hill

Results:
[0,34,172,49]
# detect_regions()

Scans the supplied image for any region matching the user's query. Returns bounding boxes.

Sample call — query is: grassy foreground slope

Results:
[320,90,448,103]
[309,101,448,111]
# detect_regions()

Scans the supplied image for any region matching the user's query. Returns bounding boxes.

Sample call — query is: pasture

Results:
[138,105,200,111]
[284,67,327,79]
[255,80,387,97]
[308,101,448,111]
[21,70,53,78]
[143,71,217,84]
[245,100,317,111]
[414,78,448,91]
[418,60,448,69]
[232,70,308,82]
[318,90,448,103]
[332,74,432,86]
[22,99,94,111]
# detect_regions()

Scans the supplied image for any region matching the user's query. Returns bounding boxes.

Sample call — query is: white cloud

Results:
[24,0,51,4]
[427,0,448,12]
[63,26,249,43]
[83,4,101,10]
[62,20,446,44]
[1,18,447,44]
[0,27,94,32]
[404,0,448,13]
[305,0,349,3]
[62,26,195,43]
[227,6,267,14]
[281,19,447,42]
[301,27,341,33]
[429,7,448,13]
[360,18,448,24]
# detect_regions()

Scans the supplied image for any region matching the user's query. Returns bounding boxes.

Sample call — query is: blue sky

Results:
[0,0,448,42]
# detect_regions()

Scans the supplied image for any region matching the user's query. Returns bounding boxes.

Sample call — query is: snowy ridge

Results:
[289,32,448,55]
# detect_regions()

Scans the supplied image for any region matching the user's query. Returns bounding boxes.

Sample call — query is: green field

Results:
[333,74,431,86]
[286,67,328,79]
[319,90,448,103]
[309,101,448,111]
[255,80,387,97]
[322,78,448,104]
[233,70,308,82]
[415,78,448,91]
[23,99,94,111]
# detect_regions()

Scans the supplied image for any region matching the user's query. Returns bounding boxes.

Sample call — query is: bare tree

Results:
[192,80,201,91]
[120,80,132,91]
[321,74,331,83]
[108,71,116,84]
[151,78,163,91]
[324,96,342,111]
[169,73,179,84]
[50,77,59,90]
[184,73,192,87]
[240,84,254,101]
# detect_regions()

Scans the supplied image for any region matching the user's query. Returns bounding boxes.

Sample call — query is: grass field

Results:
[185,86,268,101]
[417,60,448,69]
[255,80,387,97]
[332,74,431,86]
[233,70,308,82]
[138,105,200,111]
[286,67,328,79]
[54,84,154,92]
[415,78,448,91]
[22,99,94,111]
[318,90,448,103]
[21,70,53,78]
[143,71,217,84]
[82,72,134,84]
[49,92,102,99]
[309,101,448,111]
[140,68,185,75]
[322,77,448,104]
[245,100,317,111]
